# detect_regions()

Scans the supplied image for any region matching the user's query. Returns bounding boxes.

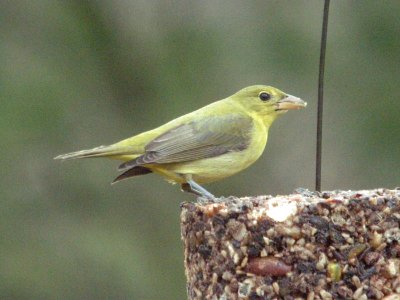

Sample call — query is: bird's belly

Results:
[178,152,260,183]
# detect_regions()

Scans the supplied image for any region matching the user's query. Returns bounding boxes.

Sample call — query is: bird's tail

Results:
[54,144,136,160]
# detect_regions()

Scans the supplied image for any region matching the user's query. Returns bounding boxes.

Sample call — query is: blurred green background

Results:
[1,1,399,299]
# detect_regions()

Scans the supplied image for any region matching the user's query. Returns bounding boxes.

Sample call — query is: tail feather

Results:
[54,145,134,160]
[112,166,152,184]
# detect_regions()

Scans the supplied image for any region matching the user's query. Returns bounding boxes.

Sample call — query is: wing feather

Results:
[118,114,253,171]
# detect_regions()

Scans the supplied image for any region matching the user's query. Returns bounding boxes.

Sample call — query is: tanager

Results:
[55,85,306,199]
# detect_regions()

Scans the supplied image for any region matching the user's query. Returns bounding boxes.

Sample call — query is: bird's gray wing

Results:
[118,114,254,171]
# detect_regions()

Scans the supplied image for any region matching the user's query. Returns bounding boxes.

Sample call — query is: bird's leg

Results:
[181,183,202,196]
[180,175,216,201]
[187,180,216,200]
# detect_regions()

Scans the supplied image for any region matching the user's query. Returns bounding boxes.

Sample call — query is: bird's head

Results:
[231,85,307,125]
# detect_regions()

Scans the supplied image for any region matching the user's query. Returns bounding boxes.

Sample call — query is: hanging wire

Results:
[316,0,330,192]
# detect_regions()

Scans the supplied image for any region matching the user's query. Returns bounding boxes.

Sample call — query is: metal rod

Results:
[316,0,330,192]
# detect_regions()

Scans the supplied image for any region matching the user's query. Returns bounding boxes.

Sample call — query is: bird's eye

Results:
[259,92,271,101]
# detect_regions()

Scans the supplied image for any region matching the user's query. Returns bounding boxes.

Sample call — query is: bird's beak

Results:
[275,94,307,111]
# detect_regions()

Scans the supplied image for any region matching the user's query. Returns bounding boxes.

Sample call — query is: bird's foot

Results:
[181,180,216,202]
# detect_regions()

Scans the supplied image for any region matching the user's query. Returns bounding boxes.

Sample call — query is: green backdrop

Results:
[1,1,399,299]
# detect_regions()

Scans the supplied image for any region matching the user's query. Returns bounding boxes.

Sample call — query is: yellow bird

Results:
[55,85,306,199]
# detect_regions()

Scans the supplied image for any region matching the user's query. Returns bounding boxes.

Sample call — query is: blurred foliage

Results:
[1,1,399,299]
